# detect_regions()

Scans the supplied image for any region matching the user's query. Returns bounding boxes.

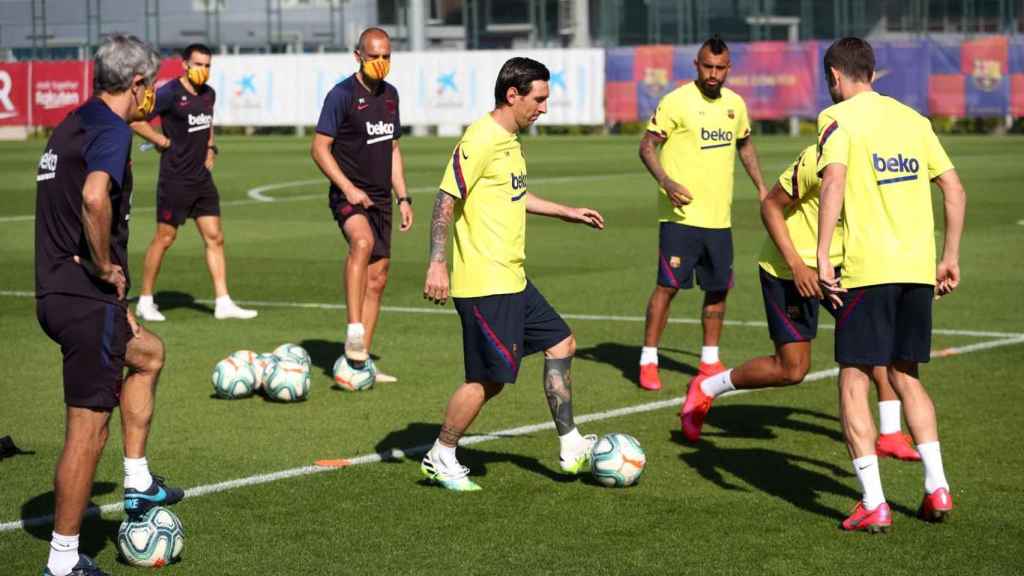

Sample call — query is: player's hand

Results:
[564,207,604,230]
[660,177,692,207]
[792,262,823,300]
[204,152,215,171]
[817,256,845,308]
[398,200,414,232]
[423,261,450,305]
[75,255,126,300]
[126,308,142,337]
[935,258,960,300]
[157,136,171,152]
[345,186,373,209]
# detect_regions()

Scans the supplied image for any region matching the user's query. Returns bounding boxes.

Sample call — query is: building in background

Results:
[1,1,1021,60]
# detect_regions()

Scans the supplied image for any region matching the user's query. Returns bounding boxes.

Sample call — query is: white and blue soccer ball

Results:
[332,356,375,392]
[253,352,276,391]
[273,343,310,368]
[590,433,646,487]
[117,506,184,567]
[211,355,257,399]
[263,358,310,401]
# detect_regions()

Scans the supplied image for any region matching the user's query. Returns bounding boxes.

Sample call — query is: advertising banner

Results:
[0,62,30,126]
[31,61,90,127]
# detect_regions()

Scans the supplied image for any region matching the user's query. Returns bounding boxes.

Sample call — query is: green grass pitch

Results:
[1,133,1022,575]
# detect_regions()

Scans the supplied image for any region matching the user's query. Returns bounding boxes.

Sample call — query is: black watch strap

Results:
[208,144,219,155]
[397,196,412,205]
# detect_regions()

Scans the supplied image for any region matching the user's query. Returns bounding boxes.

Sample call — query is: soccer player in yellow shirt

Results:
[638,35,769,392]
[816,38,967,532]
[420,57,605,491]
[679,145,921,464]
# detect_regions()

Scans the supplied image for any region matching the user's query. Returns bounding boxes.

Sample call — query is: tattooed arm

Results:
[423,191,456,305]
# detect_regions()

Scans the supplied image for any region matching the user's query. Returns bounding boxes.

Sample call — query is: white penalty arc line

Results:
[0,290,1021,339]
[2,333,1023,534]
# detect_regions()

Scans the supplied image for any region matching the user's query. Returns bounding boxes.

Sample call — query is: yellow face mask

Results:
[361,56,390,81]
[136,85,156,117]
[187,66,210,86]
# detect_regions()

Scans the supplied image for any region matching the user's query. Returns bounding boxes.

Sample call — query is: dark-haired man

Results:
[637,35,768,392]
[131,43,256,321]
[312,27,412,383]
[816,37,966,532]
[420,57,605,491]
[36,34,183,576]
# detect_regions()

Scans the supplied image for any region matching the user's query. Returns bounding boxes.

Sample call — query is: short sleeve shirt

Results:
[150,79,215,185]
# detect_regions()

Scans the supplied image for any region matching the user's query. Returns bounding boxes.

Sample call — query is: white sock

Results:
[138,294,154,307]
[700,346,719,364]
[700,369,735,398]
[432,438,458,469]
[559,427,585,458]
[639,346,658,366]
[347,322,365,340]
[878,400,902,435]
[852,455,886,509]
[215,295,233,307]
[917,441,950,494]
[124,457,153,491]
[47,531,79,576]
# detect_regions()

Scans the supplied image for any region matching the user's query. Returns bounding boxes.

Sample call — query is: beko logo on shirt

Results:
[366,121,394,136]
[701,127,733,142]
[511,172,528,190]
[188,113,212,126]
[36,148,58,181]
[872,153,921,185]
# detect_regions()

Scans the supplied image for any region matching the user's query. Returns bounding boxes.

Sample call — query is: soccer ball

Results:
[117,506,184,567]
[332,356,375,392]
[273,343,310,367]
[590,433,646,487]
[253,352,276,391]
[211,355,257,399]
[263,358,310,401]
[228,349,257,366]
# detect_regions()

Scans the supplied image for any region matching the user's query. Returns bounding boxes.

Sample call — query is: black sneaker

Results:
[42,553,110,575]
[123,475,184,518]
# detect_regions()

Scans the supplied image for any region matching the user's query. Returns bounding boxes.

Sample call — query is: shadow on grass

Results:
[20,482,120,558]
[575,342,698,386]
[694,404,844,443]
[149,290,215,316]
[375,422,574,485]
[301,339,386,379]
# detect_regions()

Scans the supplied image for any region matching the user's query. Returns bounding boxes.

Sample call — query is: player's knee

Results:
[548,333,576,358]
[155,228,177,248]
[203,231,224,248]
[134,332,165,373]
[350,235,375,256]
[779,361,809,386]
[368,270,389,294]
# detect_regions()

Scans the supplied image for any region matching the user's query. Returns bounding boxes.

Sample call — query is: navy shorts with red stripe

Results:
[452,280,572,384]
[833,283,933,365]
[156,177,220,227]
[37,294,130,410]
[657,222,733,292]
[759,267,821,344]
[328,189,392,262]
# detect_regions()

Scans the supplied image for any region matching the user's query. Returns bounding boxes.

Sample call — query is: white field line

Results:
[2,333,1023,534]
[0,173,634,223]
[0,290,1021,339]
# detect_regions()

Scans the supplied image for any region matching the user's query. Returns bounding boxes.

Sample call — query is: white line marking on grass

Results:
[1,290,1022,339]
[3,334,1023,534]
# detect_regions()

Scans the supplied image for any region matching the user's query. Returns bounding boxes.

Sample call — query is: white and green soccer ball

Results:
[332,356,375,392]
[263,358,310,401]
[273,343,310,368]
[590,433,646,487]
[253,352,276,391]
[117,506,184,567]
[211,355,257,399]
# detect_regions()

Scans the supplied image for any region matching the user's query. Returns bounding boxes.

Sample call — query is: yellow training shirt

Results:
[646,82,752,229]
[816,91,954,288]
[758,145,843,279]
[439,113,529,298]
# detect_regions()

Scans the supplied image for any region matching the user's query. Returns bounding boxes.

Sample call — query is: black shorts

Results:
[329,190,392,262]
[452,280,572,384]
[156,177,220,227]
[37,294,130,410]
[833,283,933,365]
[657,222,734,292]
[759,267,820,344]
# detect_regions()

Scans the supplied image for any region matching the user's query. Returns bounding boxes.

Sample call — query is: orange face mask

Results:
[187,66,210,86]
[361,56,390,81]
[136,85,156,117]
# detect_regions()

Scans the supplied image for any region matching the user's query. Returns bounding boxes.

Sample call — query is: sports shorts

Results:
[37,294,130,410]
[156,176,220,227]
[452,280,572,384]
[657,221,733,292]
[833,283,933,365]
[329,190,392,262]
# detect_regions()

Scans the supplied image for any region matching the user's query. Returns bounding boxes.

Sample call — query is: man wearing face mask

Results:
[35,34,184,576]
[312,27,412,383]
[637,35,769,394]
[131,43,256,322]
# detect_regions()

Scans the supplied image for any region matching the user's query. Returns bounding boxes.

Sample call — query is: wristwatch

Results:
[208,144,219,155]
[397,196,412,205]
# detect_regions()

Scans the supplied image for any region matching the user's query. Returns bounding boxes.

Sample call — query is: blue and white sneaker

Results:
[123,475,184,518]
[420,450,481,492]
[42,553,109,575]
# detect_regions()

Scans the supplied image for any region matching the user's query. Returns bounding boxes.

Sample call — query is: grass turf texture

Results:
[0,134,1022,575]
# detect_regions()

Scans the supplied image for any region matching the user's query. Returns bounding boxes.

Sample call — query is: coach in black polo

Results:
[311,27,413,383]
[35,34,182,576]
[131,43,256,322]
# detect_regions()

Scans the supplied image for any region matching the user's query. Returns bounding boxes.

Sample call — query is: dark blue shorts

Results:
[452,280,572,384]
[759,267,820,344]
[833,283,933,365]
[657,222,733,292]
[157,177,220,227]
[37,294,129,410]
[329,190,392,262]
